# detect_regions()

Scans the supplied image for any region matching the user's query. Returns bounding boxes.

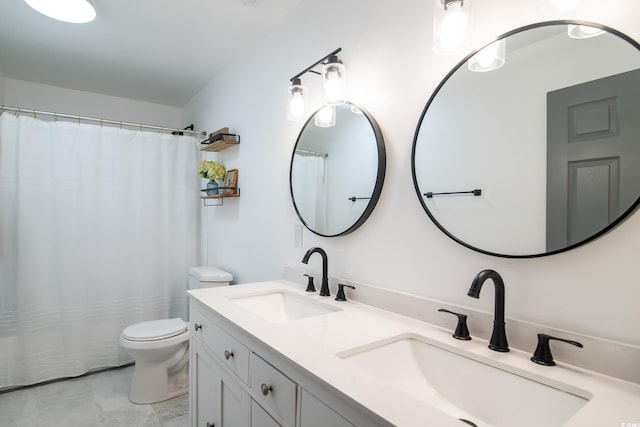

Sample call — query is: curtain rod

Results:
[0,105,206,137]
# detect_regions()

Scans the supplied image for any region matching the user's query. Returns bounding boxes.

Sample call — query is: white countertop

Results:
[188,280,640,427]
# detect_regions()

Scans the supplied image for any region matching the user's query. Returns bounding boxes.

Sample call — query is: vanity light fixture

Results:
[322,55,346,106]
[468,39,506,72]
[433,0,473,55]
[287,78,309,122]
[24,0,96,23]
[287,48,345,122]
[314,105,336,128]
[567,24,605,39]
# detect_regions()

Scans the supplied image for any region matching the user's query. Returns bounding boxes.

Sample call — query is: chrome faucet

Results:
[301,247,330,296]
[467,269,509,352]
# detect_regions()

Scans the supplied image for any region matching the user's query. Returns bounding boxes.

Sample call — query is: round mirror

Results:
[412,21,640,257]
[290,102,386,237]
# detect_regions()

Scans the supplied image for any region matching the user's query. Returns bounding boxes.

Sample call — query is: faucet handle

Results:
[438,309,471,340]
[303,274,316,292]
[531,333,583,366]
[335,284,355,301]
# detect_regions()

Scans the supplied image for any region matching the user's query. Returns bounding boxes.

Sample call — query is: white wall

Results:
[0,67,6,104]
[183,0,640,349]
[4,79,183,127]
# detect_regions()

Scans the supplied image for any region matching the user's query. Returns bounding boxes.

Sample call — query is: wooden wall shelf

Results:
[200,193,239,200]
[199,127,240,152]
[200,188,240,206]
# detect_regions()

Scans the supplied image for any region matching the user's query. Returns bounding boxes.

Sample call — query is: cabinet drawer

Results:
[250,352,297,426]
[191,304,250,384]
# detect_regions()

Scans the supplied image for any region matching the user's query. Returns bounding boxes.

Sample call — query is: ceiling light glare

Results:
[25,0,96,24]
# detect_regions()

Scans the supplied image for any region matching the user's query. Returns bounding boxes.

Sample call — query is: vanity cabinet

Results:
[189,301,359,427]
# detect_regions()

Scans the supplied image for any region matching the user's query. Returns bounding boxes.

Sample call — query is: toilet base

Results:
[127,341,190,404]
[129,358,189,404]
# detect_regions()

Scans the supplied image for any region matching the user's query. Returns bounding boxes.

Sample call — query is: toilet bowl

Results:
[120,266,232,404]
[119,318,190,404]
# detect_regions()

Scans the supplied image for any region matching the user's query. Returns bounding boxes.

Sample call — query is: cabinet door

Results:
[299,390,354,427]
[251,399,281,427]
[219,368,250,427]
[190,339,217,427]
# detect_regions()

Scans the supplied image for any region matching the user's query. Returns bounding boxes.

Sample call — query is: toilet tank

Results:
[188,266,233,289]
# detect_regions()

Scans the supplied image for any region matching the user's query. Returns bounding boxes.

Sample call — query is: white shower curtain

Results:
[0,113,200,388]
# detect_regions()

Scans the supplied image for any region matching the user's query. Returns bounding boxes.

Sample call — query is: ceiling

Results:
[0,0,301,107]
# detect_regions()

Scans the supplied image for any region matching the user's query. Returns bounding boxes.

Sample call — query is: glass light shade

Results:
[567,24,605,39]
[433,0,472,55]
[287,79,308,121]
[25,0,96,23]
[322,57,346,106]
[468,39,506,72]
[315,105,336,128]
[547,0,580,11]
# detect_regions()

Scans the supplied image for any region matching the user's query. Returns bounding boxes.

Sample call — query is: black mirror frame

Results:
[411,20,640,258]
[290,102,386,237]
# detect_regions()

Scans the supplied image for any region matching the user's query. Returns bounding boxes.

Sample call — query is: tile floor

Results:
[0,366,189,427]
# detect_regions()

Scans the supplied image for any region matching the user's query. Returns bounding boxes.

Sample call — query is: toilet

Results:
[119,266,232,404]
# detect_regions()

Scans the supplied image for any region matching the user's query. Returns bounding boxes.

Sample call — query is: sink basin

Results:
[338,334,589,427]
[227,290,341,323]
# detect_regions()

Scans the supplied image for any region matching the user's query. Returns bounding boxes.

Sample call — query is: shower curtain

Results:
[0,113,200,388]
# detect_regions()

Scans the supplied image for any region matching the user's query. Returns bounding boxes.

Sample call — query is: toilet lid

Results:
[122,318,188,341]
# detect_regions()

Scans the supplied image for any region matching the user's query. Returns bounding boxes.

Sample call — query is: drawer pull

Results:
[224,350,234,360]
[194,323,202,331]
[260,383,272,396]
[206,423,214,427]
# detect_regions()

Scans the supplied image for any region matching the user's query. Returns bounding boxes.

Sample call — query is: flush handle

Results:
[206,423,214,427]
[194,323,202,331]
[224,350,234,360]
[260,383,272,396]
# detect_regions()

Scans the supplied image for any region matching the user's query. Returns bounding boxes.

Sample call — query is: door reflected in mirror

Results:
[412,21,640,257]
[290,102,385,237]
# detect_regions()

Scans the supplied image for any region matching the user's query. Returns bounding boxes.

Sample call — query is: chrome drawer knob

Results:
[260,383,272,396]
[194,323,202,331]
[224,350,234,360]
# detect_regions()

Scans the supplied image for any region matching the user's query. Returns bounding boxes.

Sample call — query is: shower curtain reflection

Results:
[0,113,199,388]
[292,152,328,232]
